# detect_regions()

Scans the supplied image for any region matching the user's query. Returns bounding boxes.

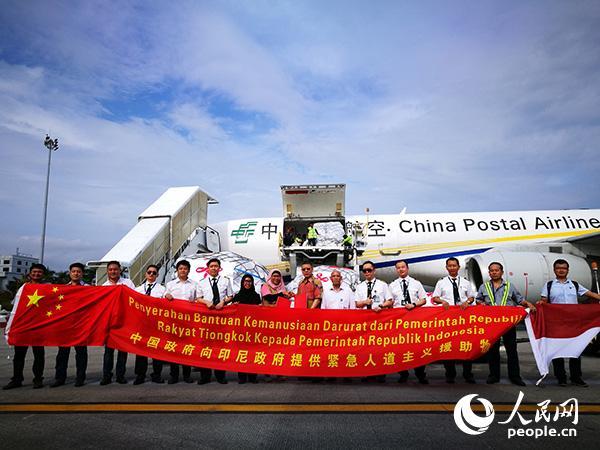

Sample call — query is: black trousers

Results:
[399,365,426,380]
[552,357,582,382]
[169,364,192,380]
[12,346,44,383]
[134,355,164,379]
[103,347,128,380]
[55,346,88,382]
[200,368,226,382]
[238,372,257,382]
[443,361,473,380]
[488,327,520,380]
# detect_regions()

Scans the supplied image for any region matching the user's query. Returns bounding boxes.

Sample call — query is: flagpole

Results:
[41,134,59,264]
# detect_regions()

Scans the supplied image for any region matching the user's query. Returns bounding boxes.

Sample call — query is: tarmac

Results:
[1,328,599,449]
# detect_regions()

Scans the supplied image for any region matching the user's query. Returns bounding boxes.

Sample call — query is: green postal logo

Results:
[231,221,258,244]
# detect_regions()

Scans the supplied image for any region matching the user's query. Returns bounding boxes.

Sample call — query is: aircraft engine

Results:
[465,251,592,302]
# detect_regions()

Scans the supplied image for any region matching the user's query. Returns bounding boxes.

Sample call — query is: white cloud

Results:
[1,0,599,269]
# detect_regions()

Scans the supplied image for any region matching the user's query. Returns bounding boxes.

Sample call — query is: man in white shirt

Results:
[3,263,48,390]
[355,261,392,312]
[540,258,600,387]
[389,260,429,384]
[164,259,199,384]
[133,264,167,385]
[321,270,355,310]
[52,262,90,388]
[197,258,233,384]
[432,257,476,384]
[100,260,135,385]
[355,261,392,382]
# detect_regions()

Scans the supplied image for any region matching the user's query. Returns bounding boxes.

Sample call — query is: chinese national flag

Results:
[7,284,117,347]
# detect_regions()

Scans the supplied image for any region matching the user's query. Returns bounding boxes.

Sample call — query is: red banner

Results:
[7,284,527,376]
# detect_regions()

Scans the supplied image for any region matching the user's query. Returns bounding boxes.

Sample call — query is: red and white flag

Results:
[525,303,600,383]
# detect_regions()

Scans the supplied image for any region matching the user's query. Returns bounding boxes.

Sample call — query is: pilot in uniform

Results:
[355,261,392,382]
[133,264,167,385]
[164,260,199,384]
[389,260,429,384]
[197,258,234,384]
[432,257,476,384]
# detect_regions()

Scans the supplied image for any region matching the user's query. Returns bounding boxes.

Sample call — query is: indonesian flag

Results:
[525,303,600,382]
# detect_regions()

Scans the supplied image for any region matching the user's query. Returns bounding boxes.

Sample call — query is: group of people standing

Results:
[3,256,599,390]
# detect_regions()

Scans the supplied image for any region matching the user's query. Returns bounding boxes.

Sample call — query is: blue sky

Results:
[1,0,599,270]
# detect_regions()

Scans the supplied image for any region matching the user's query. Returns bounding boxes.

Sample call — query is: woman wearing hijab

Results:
[260,269,293,306]
[232,274,262,306]
[232,274,262,384]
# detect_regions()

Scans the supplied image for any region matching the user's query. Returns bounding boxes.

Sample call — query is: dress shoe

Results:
[197,379,210,385]
[446,378,455,384]
[167,377,179,385]
[151,377,164,384]
[74,379,85,387]
[33,379,44,389]
[183,377,194,384]
[51,379,65,388]
[486,376,499,384]
[116,377,128,384]
[418,378,429,385]
[558,379,567,387]
[216,378,228,384]
[2,380,23,390]
[100,377,112,386]
[464,377,476,384]
[571,378,589,387]
[133,377,145,385]
[510,378,526,387]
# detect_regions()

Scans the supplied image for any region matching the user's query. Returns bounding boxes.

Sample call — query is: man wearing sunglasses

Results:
[355,261,392,382]
[355,261,392,312]
[133,265,167,385]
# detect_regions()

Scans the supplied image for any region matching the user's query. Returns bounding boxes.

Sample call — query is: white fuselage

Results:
[211,209,600,298]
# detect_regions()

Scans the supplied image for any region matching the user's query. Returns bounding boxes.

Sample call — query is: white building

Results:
[0,251,39,291]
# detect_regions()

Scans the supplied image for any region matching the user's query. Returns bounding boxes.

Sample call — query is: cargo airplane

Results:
[91,184,600,302]
[209,185,600,301]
